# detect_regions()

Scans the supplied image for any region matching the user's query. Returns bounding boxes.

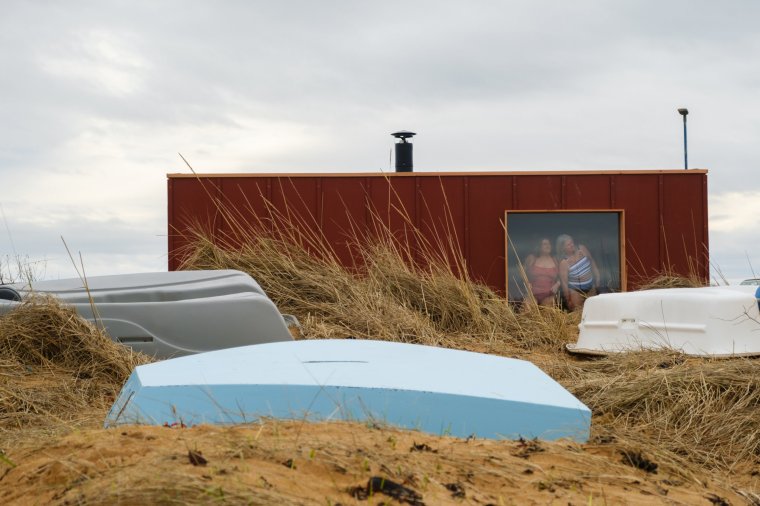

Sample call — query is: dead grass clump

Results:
[180,225,576,355]
[555,351,760,472]
[0,296,144,380]
[513,302,580,352]
[181,231,447,345]
[0,297,150,444]
[638,273,706,290]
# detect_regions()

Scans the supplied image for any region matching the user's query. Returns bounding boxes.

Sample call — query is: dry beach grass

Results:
[177,217,760,481]
[1,201,760,503]
[0,296,149,448]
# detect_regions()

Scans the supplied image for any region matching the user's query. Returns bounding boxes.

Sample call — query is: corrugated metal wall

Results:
[167,170,709,294]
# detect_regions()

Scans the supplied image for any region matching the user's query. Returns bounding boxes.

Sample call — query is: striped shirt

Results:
[567,255,593,291]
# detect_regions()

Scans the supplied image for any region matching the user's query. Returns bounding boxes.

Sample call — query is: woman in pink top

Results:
[524,238,560,306]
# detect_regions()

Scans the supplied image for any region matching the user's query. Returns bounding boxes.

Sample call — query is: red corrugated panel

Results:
[218,177,271,247]
[321,177,368,267]
[168,177,221,270]
[367,177,418,264]
[268,177,321,255]
[613,174,660,285]
[417,176,467,272]
[564,175,611,209]
[467,175,513,291]
[367,176,416,232]
[514,175,563,209]
[661,173,709,279]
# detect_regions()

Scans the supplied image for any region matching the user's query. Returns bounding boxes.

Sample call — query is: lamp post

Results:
[678,108,688,169]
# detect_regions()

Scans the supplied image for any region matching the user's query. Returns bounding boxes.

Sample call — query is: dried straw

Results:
[638,273,706,290]
[0,296,150,445]
[177,190,760,479]
[556,352,760,472]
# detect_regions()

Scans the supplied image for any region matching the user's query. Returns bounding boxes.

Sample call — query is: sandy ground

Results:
[1,420,751,505]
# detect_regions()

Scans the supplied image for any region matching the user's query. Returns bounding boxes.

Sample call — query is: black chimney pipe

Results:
[392,130,415,172]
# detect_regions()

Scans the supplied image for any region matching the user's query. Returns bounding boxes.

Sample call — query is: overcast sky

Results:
[1,1,759,282]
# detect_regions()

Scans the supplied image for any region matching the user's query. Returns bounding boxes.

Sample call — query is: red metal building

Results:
[167,170,708,295]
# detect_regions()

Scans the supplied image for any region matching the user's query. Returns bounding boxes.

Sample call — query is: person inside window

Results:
[523,237,560,306]
[556,234,600,311]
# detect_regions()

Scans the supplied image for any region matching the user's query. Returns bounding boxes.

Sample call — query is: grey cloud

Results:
[1,213,166,278]
[2,1,760,279]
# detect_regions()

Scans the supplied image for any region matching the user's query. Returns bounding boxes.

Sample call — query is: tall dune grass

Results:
[177,188,576,355]
[176,188,760,478]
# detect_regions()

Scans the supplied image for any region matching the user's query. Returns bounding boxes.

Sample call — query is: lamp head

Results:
[678,108,689,116]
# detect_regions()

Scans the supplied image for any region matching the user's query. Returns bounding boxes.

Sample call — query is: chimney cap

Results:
[391,130,416,142]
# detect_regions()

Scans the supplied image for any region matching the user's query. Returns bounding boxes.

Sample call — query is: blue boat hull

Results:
[105,339,591,442]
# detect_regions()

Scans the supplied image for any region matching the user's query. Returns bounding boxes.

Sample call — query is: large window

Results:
[505,210,625,303]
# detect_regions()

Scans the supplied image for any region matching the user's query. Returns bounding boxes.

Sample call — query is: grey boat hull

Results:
[0,270,293,359]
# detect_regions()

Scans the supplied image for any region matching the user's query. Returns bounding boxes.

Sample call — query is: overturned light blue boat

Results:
[105,339,591,442]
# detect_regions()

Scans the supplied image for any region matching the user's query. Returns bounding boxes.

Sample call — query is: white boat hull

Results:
[570,286,760,356]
